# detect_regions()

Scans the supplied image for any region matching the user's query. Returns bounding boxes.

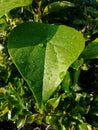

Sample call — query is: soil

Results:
[0,121,17,130]
[0,121,50,130]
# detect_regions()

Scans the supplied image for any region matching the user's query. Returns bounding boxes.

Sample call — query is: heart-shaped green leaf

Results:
[0,0,32,18]
[8,22,84,105]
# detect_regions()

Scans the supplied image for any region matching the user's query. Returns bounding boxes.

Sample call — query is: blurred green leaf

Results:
[46,96,60,109]
[0,0,32,18]
[43,1,75,15]
[78,123,92,130]
[87,6,98,17]
[27,114,42,124]
[17,115,26,129]
[81,38,98,59]
[61,71,70,92]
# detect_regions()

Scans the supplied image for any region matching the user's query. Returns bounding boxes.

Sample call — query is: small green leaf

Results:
[26,114,38,124]
[61,71,70,92]
[0,106,9,117]
[81,38,98,59]
[0,0,32,18]
[43,1,74,15]
[46,97,60,109]
[17,115,26,129]
[78,123,92,130]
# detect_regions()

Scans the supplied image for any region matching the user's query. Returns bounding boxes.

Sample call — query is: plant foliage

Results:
[0,0,32,18]
[0,0,98,129]
[8,22,84,104]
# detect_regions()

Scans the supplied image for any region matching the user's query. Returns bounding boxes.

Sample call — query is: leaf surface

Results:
[43,1,74,15]
[8,22,84,104]
[81,38,98,59]
[0,0,32,18]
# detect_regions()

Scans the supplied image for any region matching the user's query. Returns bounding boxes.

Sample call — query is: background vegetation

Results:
[0,0,98,129]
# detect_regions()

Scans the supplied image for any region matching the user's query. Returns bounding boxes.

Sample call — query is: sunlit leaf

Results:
[8,22,84,105]
[0,0,32,18]
[46,97,60,109]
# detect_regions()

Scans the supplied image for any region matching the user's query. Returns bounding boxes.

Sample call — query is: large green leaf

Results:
[81,38,98,59]
[8,22,84,104]
[0,0,32,18]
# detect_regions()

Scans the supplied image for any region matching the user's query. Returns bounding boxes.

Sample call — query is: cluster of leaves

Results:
[0,0,98,129]
[0,29,35,129]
